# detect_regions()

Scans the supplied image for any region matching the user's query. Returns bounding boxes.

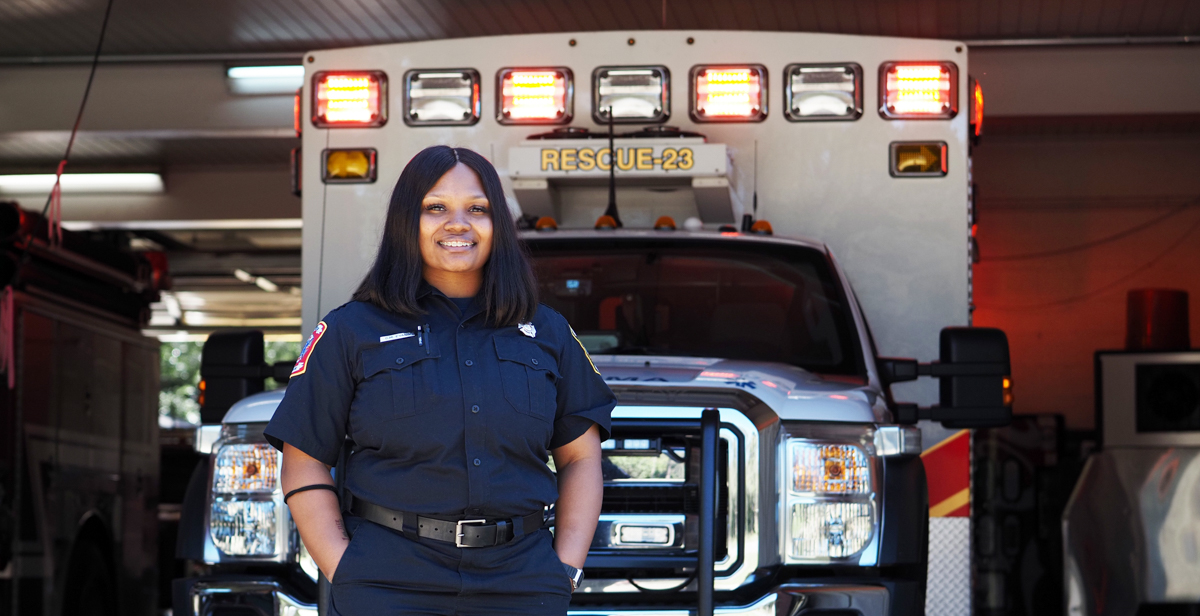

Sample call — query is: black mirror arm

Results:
[894,402,1012,428]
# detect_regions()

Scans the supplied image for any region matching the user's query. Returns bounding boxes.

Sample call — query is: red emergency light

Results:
[879,62,957,119]
[970,77,984,138]
[497,68,573,124]
[690,65,767,123]
[312,71,388,128]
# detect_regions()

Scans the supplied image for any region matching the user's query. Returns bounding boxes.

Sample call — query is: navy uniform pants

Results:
[330,515,572,616]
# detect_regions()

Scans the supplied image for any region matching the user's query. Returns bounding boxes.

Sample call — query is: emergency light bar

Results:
[593,66,670,124]
[784,63,862,121]
[312,71,388,128]
[404,69,480,126]
[690,65,767,123]
[879,62,957,119]
[497,68,573,125]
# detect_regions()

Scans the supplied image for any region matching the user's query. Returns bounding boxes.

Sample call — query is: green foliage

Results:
[160,342,203,425]
[159,339,303,426]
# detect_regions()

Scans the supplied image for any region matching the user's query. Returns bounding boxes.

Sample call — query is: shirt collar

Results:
[418,279,486,323]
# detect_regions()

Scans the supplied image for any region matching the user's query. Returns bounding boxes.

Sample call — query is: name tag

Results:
[380,332,415,343]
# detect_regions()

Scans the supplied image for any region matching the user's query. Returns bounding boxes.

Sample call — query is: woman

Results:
[264,145,615,616]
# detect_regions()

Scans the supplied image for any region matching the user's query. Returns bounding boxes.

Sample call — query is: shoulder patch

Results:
[569,325,601,375]
[291,321,328,377]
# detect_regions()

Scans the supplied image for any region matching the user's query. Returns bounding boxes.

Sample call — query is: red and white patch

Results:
[291,321,327,377]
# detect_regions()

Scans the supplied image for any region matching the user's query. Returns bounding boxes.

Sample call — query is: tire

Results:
[61,541,117,616]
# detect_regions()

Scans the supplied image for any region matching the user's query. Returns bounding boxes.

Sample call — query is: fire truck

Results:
[0,202,164,616]
[174,30,1010,616]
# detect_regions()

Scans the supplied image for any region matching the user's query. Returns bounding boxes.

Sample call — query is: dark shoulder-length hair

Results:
[353,146,538,326]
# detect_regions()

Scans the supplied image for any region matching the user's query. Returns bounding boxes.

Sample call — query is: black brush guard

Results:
[318,409,723,616]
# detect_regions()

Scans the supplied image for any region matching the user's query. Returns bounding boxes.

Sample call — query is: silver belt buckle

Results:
[455,519,487,548]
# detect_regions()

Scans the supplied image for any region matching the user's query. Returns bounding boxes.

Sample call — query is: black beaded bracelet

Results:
[284,483,339,505]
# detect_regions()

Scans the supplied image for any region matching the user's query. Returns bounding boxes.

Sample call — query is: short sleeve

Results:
[549,322,616,450]
[264,310,355,466]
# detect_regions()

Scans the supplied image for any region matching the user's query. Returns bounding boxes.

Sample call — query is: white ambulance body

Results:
[179,30,1009,616]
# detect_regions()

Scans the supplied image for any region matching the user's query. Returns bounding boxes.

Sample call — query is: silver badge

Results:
[518,322,536,338]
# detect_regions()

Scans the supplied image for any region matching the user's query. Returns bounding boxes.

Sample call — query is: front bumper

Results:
[172,577,887,616]
[570,584,888,615]
[173,576,317,616]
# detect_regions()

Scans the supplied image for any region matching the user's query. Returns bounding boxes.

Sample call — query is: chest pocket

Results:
[361,344,442,421]
[494,336,560,423]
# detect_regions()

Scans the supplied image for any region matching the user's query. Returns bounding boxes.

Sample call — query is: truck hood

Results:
[221,358,885,425]
[592,355,885,423]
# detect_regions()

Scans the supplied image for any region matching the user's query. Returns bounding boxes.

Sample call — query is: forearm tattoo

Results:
[335,518,349,540]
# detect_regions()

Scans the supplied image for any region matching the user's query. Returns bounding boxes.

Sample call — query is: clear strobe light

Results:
[784,63,862,121]
[593,66,669,123]
[404,69,480,125]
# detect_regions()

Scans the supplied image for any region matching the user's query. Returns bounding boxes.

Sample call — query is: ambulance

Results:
[174,30,1011,616]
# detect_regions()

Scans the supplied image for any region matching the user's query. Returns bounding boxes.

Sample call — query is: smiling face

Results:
[418,162,494,297]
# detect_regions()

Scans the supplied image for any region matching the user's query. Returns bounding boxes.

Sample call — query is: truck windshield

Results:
[527,238,864,377]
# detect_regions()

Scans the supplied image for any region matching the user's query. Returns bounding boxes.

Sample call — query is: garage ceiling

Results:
[3,0,1199,60]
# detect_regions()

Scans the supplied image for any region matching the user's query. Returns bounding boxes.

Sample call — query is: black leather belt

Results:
[350,497,546,548]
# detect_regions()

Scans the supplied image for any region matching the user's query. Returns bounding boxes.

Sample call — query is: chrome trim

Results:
[873,425,922,456]
[597,514,684,549]
[568,584,889,616]
[194,424,222,454]
[570,593,776,616]
[586,406,760,593]
[186,578,316,616]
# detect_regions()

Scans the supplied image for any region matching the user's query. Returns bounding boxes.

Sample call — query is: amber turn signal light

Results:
[890,142,947,177]
[322,148,377,183]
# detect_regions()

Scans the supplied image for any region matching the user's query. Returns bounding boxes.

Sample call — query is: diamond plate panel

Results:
[927,516,971,616]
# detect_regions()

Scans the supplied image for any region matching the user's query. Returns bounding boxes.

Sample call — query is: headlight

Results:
[783,434,877,563]
[210,498,278,556]
[208,429,289,560]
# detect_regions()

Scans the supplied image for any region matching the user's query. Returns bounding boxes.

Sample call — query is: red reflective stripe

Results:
[922,429,970,517]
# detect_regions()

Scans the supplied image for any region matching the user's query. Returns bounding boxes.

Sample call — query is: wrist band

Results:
[284,483,339,505]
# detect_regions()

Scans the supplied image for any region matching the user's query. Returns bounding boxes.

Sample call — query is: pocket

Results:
[494,336,560,422]
[361,344,441,420]
[329,518,365,585]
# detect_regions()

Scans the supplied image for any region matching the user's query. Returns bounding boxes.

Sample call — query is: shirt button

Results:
[395,358,404,365]
[532,358,539,365]
[464,359,474,366]
[471,405,480,413]
[473,458,481,466]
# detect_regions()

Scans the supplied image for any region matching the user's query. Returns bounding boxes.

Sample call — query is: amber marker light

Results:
[690,65,767,122]
[879,62,957,119]
[1003,376,1014,406]
[313,71,388,128]
[322,149,377,183]
[890,142,948,177]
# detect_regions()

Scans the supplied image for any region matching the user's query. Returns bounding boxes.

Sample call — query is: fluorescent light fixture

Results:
[0,173,164,195]
[227,65,304,95]
[234,268,280,292]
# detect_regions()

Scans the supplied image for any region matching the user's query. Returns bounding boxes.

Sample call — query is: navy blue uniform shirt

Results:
[264,285,616,518]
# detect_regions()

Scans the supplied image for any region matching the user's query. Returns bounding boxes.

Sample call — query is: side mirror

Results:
[199,330,266,423]
[890,327,1012,429]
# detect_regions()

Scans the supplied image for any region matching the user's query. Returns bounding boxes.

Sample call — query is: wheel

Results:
[61,541,117,616]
